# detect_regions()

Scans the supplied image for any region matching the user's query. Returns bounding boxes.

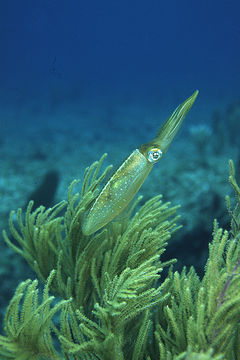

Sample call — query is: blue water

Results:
[1,0,240,136]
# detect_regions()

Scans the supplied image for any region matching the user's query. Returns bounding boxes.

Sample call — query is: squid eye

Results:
[147,148,163,163]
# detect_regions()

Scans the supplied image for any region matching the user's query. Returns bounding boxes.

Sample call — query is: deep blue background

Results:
[1,0,239,117]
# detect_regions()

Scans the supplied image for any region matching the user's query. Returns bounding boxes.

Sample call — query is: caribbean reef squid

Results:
[82,90,199,235]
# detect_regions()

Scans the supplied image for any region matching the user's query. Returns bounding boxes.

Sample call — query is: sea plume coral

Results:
[0,154,240,359]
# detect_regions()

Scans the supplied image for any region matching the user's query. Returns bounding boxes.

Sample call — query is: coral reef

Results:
[0,96,239,294]
[0,154,240,359]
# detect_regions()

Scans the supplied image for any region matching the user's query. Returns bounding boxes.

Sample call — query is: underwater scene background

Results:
[0,0,240,336]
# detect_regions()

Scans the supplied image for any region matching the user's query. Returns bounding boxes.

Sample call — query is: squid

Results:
[82,90,199,235]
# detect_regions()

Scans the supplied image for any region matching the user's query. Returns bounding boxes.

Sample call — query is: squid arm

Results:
[82,90,199,235]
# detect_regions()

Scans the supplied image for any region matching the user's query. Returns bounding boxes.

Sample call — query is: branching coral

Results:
[1,155,240,359]
[0,270,68,360]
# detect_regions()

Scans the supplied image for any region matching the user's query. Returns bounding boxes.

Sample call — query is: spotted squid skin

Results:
[82,149,152,235]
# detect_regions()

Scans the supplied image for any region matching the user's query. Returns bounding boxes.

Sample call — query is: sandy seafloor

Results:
[0,91,239,323]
